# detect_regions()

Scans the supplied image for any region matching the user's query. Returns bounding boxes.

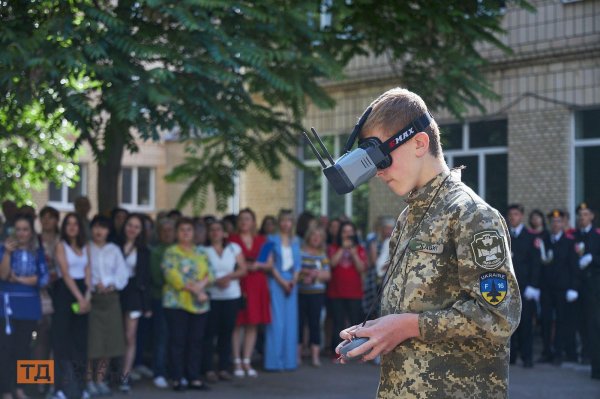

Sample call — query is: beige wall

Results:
[238,161,296,225]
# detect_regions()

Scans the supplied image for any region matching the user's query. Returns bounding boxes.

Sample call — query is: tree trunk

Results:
[96,120,126,215]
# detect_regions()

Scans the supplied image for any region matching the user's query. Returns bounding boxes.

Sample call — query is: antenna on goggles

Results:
[342,106,373,154]
[301,130,328,169]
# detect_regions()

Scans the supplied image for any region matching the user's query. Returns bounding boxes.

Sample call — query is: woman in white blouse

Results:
[201,220,247,382]
[86,216,129,396]
[52,213,91,399]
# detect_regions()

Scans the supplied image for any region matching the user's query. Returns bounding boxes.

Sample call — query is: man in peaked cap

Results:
[539,209,579,364]
[507,204,541,368]
[573,202,600,379]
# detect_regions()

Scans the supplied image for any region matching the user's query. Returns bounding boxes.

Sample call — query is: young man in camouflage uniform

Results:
[336,88,521,398]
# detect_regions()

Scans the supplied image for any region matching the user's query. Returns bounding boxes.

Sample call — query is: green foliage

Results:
[325,0,534,117]
[0,0,533,211]
[0,100,79,204]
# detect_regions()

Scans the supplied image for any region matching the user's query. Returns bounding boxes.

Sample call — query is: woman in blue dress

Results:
[264,209,301,371]
[0,213,49,399]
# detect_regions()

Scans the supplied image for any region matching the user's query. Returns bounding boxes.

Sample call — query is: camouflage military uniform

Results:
[378,170,521,399]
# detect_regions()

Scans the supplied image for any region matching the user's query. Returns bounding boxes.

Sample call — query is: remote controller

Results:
[339,337,370,360]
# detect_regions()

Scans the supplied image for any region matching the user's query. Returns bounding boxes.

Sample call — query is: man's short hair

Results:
[361,87,442,158]
[507,204,524,214]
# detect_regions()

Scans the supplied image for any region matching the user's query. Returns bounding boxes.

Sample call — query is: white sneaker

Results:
[85,381,99,396]
[181,377,188,387]
[129,370,142,381]
[50,391,67,399]
[153,376,169,389]
[134,365,154,379]
[96,381,112,395]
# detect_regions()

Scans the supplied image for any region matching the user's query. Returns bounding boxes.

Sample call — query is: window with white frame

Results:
[440,119,508,213]
[48,164,87,209]
[299,134,369,232]
[574,108,600,213]
[120,166,155,210]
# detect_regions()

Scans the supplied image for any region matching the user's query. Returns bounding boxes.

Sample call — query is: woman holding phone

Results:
[326,221,367,353]
[0,214,49,399]
[52,213,91,399]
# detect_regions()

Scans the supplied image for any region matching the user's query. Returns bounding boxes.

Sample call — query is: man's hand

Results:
[523,285,540,301]
[579,254,593,270]
[335,314,420,363]
[566,289,579,303]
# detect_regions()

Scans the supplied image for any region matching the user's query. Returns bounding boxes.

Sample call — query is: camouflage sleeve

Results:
[418,203,522,344]
[388,207,408,252]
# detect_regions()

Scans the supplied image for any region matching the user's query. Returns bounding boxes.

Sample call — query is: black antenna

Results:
[302,131,327,169]
[310,127,335,166]
[342,106,373,154]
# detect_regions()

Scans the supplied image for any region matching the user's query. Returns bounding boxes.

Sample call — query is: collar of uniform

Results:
[405,169,453,207]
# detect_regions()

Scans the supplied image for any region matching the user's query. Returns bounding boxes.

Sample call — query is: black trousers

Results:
[201,299,239,373]
[329,298,363,351]
[586,276,600,379]
[165,308,207,381]
[299,293,325,346]
[52,279,89,396]
[510,296,535,363]
[540,289,577,361]
[0,319,37,394]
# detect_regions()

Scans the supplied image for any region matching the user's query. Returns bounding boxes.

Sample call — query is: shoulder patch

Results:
[470,230,507,270]
[479,272,507,306]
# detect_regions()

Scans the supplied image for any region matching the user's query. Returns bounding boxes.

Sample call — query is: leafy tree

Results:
[0,100,78,204]
[0,0,531,212]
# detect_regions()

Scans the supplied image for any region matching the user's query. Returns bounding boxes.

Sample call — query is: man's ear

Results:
[414,132,430,158]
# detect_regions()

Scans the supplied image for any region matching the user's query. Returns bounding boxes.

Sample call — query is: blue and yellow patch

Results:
[479,272,507,306]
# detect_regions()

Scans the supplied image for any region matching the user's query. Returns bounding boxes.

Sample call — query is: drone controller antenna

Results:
[310,127,335,166]
[302,131,327,169]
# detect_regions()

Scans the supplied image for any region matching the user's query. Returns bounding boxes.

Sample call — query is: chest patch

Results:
[479,272,507,306]
[470,230,506,270]
[409,239,444,254]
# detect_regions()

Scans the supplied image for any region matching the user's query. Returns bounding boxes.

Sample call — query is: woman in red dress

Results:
[229,208,272,378]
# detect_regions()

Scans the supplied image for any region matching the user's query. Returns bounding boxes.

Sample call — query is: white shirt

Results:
[281,245,293,272]
[59,241,88,280]
[125,249,137,278]
[552,231,563,243]
[581,224,593,234]
[511,224,524,238]
[89,242,129,291]
[204,243,242,300]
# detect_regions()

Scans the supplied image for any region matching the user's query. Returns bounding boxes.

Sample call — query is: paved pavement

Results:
[121,359,600,398]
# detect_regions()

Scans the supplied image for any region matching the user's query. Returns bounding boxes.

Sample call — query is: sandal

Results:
[233,358,245,378]
[205,371,219,384]
[218,370,233,381]
[242,358,258,377]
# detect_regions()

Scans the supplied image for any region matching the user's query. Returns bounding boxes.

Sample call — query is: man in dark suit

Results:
[539,209,579,364]
[573,202,600,379]
[507,204,541,368]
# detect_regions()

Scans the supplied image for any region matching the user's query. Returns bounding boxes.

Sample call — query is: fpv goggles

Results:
[302,107,433,195]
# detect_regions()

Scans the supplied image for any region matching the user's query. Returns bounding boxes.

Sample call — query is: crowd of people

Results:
[0,196,598,399]
[0,198,393,399]
[507,203,600,380]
